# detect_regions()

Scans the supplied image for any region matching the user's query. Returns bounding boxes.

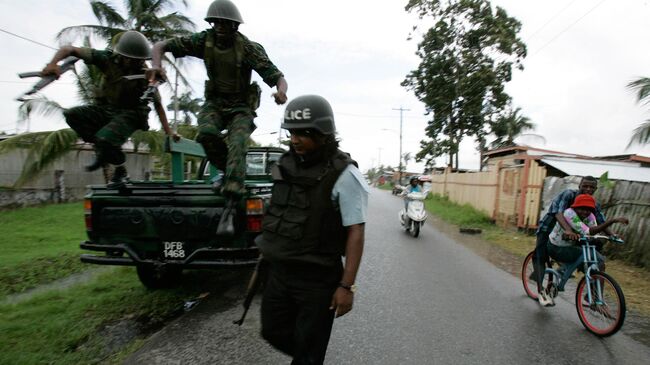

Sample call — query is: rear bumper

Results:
[80,241,259,268]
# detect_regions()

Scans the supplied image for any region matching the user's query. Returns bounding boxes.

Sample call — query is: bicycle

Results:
[521,235,626,337]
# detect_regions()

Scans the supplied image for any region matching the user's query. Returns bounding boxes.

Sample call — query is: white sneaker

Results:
[538,290,554,307]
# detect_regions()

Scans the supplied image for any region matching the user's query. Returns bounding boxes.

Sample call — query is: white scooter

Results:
[398,191,428,237]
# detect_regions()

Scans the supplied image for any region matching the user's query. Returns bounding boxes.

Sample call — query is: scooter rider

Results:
[403,176,422,210]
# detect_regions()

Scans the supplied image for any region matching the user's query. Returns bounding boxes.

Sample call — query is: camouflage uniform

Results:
[165,30,284,197]
[64,48,151,165]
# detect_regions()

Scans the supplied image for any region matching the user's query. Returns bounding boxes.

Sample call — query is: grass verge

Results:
[425,193,650,316]
[0,203,88,298]
[0,267,214,365]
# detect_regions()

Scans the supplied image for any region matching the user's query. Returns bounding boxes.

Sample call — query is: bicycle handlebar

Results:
[579,234,625,245]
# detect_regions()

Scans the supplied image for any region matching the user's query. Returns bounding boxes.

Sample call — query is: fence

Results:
[0,147,152,208]
[429,158,546,229]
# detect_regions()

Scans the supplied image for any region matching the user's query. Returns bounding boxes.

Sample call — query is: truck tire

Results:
[136,265,182,289]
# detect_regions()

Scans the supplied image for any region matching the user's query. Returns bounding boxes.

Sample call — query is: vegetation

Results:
[402,0,527,169]
[0,203,86,297]
[0,268,206,364]
[0,202,246,363]
[626,77,650,146]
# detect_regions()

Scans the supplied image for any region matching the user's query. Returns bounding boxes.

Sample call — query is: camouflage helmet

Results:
[281,95,336,135]
[205,0,244,24]
[113,31,151,59]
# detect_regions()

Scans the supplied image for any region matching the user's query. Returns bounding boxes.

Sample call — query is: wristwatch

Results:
[339,282,357,293]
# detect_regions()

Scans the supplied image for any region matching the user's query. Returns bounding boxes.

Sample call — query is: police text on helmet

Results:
[285,108,312,121]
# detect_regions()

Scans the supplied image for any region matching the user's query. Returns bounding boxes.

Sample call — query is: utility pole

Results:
[392,106,410,185]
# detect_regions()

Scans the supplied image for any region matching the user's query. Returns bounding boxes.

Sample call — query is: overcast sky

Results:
[2,0,650,173]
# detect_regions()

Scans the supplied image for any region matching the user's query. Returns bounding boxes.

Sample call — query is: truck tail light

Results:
[246,198,264,232]
[84,199,93,231]
[246,198,264,215]
[246,216,263,232]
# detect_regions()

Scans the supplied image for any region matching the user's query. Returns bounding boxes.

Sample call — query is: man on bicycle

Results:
[543,194,628,306]
[533,176,610,307]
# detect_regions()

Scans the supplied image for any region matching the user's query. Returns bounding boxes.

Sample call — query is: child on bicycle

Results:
[533,176,607,307]
[543,194,628,306]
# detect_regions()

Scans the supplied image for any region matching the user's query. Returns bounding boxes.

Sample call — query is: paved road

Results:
[126,188,650,364]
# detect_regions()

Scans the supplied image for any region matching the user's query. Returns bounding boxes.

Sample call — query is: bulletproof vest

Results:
[203,31,252,96]
[259,149,354,265]
[97,54,148,108]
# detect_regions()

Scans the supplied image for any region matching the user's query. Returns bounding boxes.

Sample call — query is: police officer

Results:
[255,95,369,364]
[146,0,288,234]
[41,30,176,188]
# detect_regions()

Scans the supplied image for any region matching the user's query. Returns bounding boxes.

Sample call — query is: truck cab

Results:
[80,137,284,288]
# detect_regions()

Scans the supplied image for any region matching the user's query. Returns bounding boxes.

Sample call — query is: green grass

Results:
[424,194,493,228]
[0,267,201,365]
[0,203,88,297]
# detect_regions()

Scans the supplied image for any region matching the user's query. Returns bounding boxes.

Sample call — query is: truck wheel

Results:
[136,265,182,289]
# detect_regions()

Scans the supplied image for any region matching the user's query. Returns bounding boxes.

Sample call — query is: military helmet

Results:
[205,0,244,24]
[282,95,336,135]
[113,31,151,60]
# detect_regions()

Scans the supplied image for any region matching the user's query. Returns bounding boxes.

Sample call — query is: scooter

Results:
[398,191,428,237]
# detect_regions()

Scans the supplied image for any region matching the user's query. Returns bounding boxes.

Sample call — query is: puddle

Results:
[426,215,650,346]
[2,266,114,305]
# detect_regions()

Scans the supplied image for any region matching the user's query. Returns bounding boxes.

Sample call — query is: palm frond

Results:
[57,25,124,45]
[17,98,65,123]
[90,1,127,27]
[627,120,650,148]
[627,77,650,104]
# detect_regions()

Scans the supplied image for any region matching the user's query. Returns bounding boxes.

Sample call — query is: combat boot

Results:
[85,151,107,172]
[107,166,129,189]
[216,199,236,237]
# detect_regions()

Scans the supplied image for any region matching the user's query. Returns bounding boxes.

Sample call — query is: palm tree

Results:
[489,107,544,149]
[167,92,203,125]
[58,0,194,44]
[626,77,650,146]
[57,0,196,86]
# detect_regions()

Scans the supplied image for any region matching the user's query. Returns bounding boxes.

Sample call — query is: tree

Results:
[626,77,650,146]
[58,0,194,45]
[489,106,536,149]
[402,0,527,169]
[167,92,203,125]
[57,0,196,87]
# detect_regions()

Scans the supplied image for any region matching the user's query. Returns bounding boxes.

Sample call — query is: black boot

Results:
[107,166,129,189]
[85,152,106,172]
[216,199,236,236]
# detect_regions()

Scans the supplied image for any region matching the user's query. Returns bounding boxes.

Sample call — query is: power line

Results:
[0,27,57,51]
[526,0,579,42]
[530,0,609,58]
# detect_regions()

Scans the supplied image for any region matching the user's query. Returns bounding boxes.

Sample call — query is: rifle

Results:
[16,56,79,101]
[124,74,180,141]
[233,256,267,326]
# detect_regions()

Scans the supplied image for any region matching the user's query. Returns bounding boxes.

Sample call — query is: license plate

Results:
[163,241,186,259]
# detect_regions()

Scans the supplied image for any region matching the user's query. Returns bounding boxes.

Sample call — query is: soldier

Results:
[146,0,288,234]
[41,30,176,188]
[255,95,369,364]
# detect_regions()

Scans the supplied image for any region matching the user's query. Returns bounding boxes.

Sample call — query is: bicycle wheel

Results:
[521,251,539,300]
[575,272,626,337]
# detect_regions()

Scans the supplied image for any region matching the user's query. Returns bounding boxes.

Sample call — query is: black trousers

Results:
[261,261,342,365]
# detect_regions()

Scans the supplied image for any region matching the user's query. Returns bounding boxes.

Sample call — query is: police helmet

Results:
[282,95,336,135]
[205,0,244,24]
[113,31,152,60]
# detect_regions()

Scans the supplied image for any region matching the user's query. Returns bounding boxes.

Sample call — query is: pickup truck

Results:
[79,137,284,288]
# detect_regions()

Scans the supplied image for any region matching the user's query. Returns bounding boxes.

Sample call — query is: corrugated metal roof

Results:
[541,156,650,183]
